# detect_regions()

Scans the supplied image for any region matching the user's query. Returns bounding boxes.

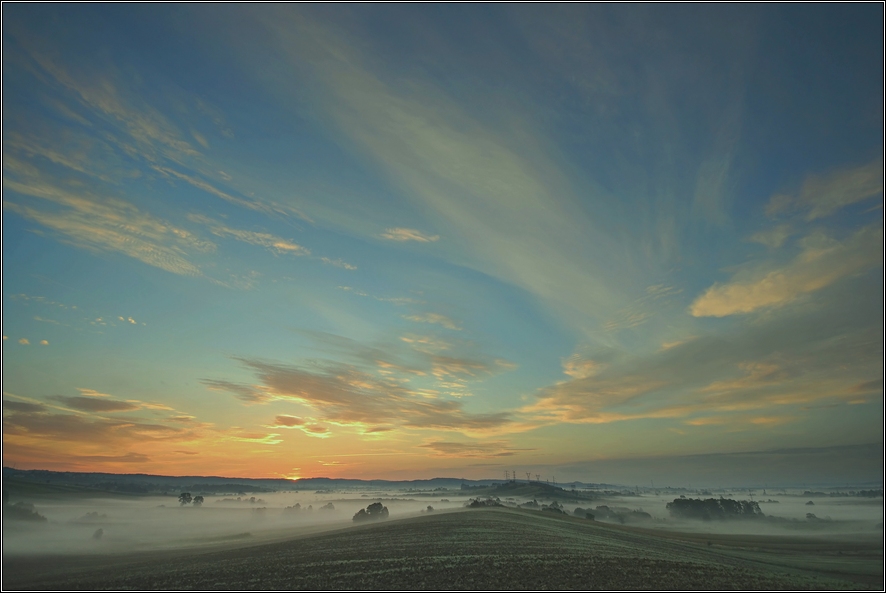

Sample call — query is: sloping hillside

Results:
[4,507,880,590]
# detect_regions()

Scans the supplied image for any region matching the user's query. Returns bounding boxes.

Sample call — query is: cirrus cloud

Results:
[381,227,440,242]
[208,357,514,435]
[690,225,882,317]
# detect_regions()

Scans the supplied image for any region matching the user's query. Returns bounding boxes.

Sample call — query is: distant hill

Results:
[2,467,623,499]
[461,480,601,502]
[2,468,290,498]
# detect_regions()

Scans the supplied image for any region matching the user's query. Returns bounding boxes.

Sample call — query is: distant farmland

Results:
[4,507,881,590]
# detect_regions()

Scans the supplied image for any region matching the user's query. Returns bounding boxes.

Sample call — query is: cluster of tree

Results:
[284,503,312,514]
[178,492,205,506]
[541,501,567,515]
[854,489,883,498]
[3,489,46,522]
[802,489,883,498]
[4,500,47,522]
[216,496,266,504]
[666,497,763,521]
[353,502,389,521]
[465,497,504,508]
[591,505,652,524]
[572,507,595,520]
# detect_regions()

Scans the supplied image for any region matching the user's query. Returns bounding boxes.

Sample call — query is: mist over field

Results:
[4,490,464,555]
[5,476,882,557]
[4,470,882,590]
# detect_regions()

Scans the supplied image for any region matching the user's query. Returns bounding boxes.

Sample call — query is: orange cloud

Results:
[209,357,513,435]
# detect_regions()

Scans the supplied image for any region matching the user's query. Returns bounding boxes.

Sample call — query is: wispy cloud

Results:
[3,171,212,276]
[209,225,309,256]
[3,22,311,292]
[228,432,283,445]
[381,227,440,242]
[419,440,532,458]
[690,225,882,317]
[748,224,793,249]
[2,399,47,414]
[602,284,682,332]
[49,395,140,413]
[320,257,357,270]
[202,379,273,404]
[154,167,283,216]
[403,313,461,331]
[399,334,451,353]
[249,8,634,334]
[338,286,417,305]
[78,388,112,398]
[561,353,606,380]
[527,289,882,428]
[3,404,186,444]
[765,158,884,220]
[270,415,331,438]
[208,357,514,435]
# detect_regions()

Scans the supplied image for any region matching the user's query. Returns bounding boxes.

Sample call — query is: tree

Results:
[179,492,192,506]
[353,502,389,522]
[193,495,204,506]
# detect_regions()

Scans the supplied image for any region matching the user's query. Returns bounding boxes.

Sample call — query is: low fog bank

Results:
[4,481,882,557]
[581,490,884,538]
[2,490,468,556]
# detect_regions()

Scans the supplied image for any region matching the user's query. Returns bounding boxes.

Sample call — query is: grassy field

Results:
[3,507,882,590]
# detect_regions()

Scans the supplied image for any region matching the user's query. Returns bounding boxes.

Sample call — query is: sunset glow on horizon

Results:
[3,5,883,486]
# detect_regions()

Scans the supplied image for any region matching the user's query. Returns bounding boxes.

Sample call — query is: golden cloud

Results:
[690,225,882,317]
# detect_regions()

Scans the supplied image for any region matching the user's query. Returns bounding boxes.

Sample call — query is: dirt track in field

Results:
[4,507,882,590]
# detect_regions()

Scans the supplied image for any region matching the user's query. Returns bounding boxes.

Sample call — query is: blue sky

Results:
[3,5,882,485]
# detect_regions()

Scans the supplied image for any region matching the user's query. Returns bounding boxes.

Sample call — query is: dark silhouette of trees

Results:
[178,492,192,506]
[666,497,763,520]
[573,507,595,520]
[353,502,389,521]
[465,497,504,508]
[4,500,47,522]
[193,495,204,506]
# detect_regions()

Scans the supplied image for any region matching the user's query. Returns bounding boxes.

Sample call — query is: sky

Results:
[3,5,883,486]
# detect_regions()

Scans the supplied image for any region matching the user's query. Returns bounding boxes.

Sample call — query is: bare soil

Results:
[3,507,882,590]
